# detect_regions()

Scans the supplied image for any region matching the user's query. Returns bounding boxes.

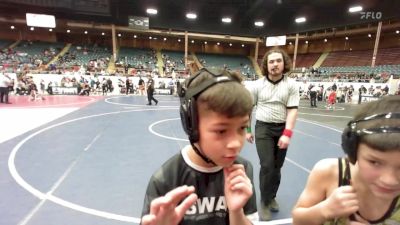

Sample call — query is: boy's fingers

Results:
[175,193,198,217]
[165,185,195,206]
[141,214,156,225]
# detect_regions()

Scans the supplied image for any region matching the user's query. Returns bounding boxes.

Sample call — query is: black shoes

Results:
[146,101,158,106]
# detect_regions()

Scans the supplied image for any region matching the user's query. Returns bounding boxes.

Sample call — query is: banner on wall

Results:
[128,16,149,30]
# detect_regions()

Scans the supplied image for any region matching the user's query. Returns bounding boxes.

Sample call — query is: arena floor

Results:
[0,94,362,225]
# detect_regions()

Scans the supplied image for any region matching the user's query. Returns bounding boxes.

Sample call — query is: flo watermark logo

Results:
[360,11,382,20]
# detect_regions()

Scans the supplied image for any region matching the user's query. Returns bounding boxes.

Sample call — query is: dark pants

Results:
[255,120,287,206]
[147,88,158,104]
[0,87,9,103]
[310,91,317,107]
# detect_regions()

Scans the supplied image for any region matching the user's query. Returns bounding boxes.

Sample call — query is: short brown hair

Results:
[354,95,400,152]
[188,68,253,118]
[261,48,292,76]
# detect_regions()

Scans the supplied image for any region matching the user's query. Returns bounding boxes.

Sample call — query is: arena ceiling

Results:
[0,0,399,37]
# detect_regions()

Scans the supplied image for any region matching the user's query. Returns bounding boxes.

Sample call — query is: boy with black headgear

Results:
[292,96,400,225]
[140,68,258,225]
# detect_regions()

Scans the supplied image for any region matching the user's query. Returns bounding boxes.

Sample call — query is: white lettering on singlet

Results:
[185,196,226,215]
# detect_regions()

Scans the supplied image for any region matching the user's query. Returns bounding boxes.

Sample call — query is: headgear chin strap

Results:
[178,68,237,165]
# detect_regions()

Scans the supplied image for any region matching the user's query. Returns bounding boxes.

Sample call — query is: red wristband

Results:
[282,129,293,138]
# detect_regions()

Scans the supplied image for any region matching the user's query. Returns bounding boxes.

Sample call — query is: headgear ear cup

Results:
[188,98,199,142]
[180,103,190,135]
[341,126,358,164]
[179,97,200,142]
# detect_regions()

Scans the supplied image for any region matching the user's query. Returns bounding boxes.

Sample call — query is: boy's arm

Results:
[229,209,253,225]
[292,159,359,225]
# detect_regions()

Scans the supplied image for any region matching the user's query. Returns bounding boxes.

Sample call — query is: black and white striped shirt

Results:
[247,75,299,123]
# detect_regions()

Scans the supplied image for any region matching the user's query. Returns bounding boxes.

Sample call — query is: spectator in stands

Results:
[246,48,299,221]
[146,75,158,106]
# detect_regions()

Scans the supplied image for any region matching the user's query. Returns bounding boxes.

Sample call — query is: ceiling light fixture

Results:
[254,21,264,27]
[222,17,231,23]
[186,13,197,19]
[146,8,158,15]
[349,6,363,13]
[295,17,306,23]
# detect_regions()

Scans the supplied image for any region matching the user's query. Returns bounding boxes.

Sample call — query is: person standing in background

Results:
[246,48,300,221]
[138,76,145,95]
[0,73,11,104]
[146,75,158,106]
[310,85,318,108]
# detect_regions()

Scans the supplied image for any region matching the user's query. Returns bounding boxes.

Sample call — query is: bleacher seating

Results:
[117,47,157,70]
[55,44,111,71]
[321,49,373,67]
[0,39,13,49]
[196,53,256,79]
[376,47,400,65]
[293,53,320,68]
[161,50,185,71]
[13,41,64,65]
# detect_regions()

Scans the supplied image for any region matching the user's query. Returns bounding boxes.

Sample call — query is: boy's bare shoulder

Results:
[311,158,339,179]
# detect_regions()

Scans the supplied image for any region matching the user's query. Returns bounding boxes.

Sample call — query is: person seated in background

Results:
[29,80,44,101]
[292,96,400,225]
[79,83,90,96]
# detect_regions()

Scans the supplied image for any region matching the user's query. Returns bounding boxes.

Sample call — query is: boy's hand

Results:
[224,164,253,212]
[321,186,359,220]
[141,185,198,225]
[245,133,254,143]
